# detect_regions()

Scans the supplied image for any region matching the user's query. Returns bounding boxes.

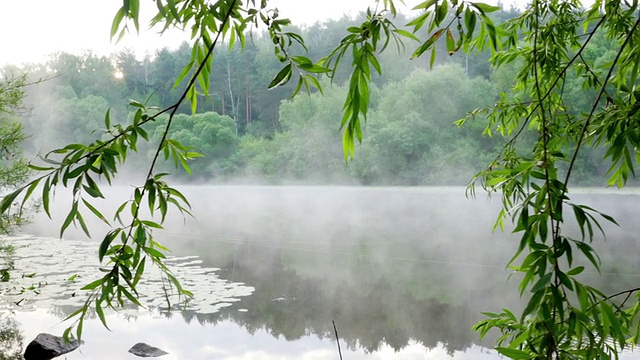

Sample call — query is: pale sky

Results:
[0,0,397,67]
[0,0,523,67]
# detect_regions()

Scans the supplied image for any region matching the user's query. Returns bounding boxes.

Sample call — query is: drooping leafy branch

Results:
[451,1,640,358]
[1,0,240,340]
[0,0,347,341]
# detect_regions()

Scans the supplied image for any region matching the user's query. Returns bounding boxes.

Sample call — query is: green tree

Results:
[151,112,239,178]
[0,72,31,229]
[362,64,496,184]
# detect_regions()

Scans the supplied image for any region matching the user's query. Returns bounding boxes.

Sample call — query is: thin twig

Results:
[121,0,239,248]
[588,287,640,312]
[332,320,343,360]
[478,14,608,175]
[561,15,640,195]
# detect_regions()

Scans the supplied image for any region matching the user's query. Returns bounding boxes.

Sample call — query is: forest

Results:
[3,7,615,186]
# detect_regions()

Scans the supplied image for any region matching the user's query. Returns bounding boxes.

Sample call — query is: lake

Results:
[2,186,640,359]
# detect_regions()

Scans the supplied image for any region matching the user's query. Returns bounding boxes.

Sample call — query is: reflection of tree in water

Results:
[0,318,23,360]
[173,243,517,354]
[29,191,640,356]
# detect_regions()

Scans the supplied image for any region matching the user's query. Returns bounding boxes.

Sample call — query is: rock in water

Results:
[23,333,81,360]
[128,342,169,357]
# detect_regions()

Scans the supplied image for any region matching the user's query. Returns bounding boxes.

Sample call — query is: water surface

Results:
[2,186,639,359]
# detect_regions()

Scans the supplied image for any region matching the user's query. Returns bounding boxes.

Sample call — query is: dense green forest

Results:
[2,8,614,186]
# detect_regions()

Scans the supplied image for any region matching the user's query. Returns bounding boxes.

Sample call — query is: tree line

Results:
[7,6,619,186]
[7,11,617,187]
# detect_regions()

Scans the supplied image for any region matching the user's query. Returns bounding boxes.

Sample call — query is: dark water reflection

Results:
[5,186,640,359]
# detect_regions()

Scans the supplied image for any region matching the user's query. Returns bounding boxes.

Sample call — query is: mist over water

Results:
[4,185,640,359]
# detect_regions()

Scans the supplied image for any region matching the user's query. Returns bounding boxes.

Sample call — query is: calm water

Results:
[2,186,640,359]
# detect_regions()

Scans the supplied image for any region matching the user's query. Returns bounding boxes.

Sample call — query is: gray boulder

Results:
[128,342,169,357]
[23,333,82,360]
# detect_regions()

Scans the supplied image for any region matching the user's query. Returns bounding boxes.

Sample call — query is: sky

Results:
[0,0,524,68]
[0,0,399,67]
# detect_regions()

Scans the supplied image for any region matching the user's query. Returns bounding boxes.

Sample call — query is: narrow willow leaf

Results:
[76,314,84,340]
[95,298,111,331]
[121,287,143,306]
[412,0,437,10]
[82,199,110,225]
[140,220,163,229]
[60,203,78,238]
[446,28,456,55]
[111,7,126,39]
[434,0,448,25]
[81,278,104,291]
[557,271,573,291]
[531,272,552,293]
[62,327,73,342]
[104,108,111,129]
[367,52,382,75]
[174,60,195,89]
[20,179,40,210]
[133,257,146,287]
[84,176,102,199]
[27,164,54,172]
[99,231,118,262]
[144,247,166,259]
[268,63,292,89]
[76,211,91,238]
[166,187,191,208]
[392,29,420,41]
[43,177,51,218]
[471,2,503,14]
[0,188,23,215]
[464,8,477,38]
[495,347,533,359]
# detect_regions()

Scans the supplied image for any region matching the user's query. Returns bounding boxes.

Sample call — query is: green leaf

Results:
[120,287,143,306]
[0,188,23,214]
[575,241,601,271]
[99,231,118,262]
[82,176,104,198]
[445,28,455,55]
[60,203,78,238]
[434,0,448,25]
[95,298,111,331]
[76,211,91,238]
[111,8,126,39]
[367,52,382,75]
[133,257,146,287]
[62,327,73,343]
[174,60,195,89]
[392,29,420,41]
[471,2,502,14]
[81,278,104,291]
[104,108,111,129]
[140,220,163,229]
[557,271,573,291]
[144,247,166,259]
[412,0,437,10]
[567,266,584,276]
[495,347,533,359]
[268,63,292,89]
[82,199,109,225]
[42,178,51,218]
[412,30,442,59]
[531,272,552,293]
[21,179,40,211]
[464,8,477,38]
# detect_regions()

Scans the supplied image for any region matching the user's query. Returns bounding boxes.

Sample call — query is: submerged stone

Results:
[23,333,81,360]
[128,342,169,357]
